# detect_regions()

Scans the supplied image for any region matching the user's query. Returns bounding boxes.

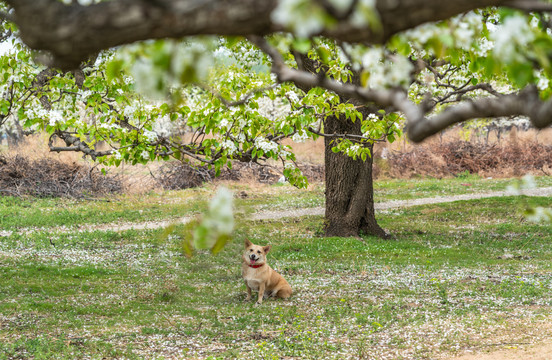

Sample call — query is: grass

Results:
[374,173,552,201]
[3,174,551,232]
[1,179,552,359]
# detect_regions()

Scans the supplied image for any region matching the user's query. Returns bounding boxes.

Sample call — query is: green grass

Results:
[4,174,550,232]
[1,180,552,359]
[0,189,209,230]
[374,173,552,201]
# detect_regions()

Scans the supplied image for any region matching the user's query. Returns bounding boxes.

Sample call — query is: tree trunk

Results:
[323,113,388,238]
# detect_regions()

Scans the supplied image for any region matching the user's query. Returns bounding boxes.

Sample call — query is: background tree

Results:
[1,0,552,238]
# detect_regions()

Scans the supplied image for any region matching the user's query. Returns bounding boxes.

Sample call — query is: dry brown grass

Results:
[377,128,552,179]
[0,135,123,198]
[2,128,550,197]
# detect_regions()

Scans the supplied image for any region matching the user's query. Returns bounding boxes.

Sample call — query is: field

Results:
[1,176,552,359]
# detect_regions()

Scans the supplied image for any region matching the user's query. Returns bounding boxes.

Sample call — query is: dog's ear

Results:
[244,238,253,248]
[263,245,271,254]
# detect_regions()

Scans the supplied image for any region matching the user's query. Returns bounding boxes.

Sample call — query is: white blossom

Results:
[113,150,122,160]
[271,0,324,38]
[255,137,279,153]
[367,113,379,122]
[221,140,237,155]
[349,0,376,28]
[140,150,150,159]
[143,129,158,142]
[492,15,535,63]
[48,110,64,126]
[291,130,309,143]
[535,71,550,91]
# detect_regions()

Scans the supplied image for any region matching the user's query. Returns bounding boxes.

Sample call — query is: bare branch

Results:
[49,132,113,160]
[407,86,552,142]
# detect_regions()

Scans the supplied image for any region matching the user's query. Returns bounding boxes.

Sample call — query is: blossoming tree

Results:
[1,0,552,237]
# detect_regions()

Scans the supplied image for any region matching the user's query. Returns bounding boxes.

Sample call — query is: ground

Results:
[1,176,552,359]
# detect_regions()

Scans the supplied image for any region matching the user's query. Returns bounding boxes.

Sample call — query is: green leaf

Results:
[106,60,124,82]
[292,38,312,54]
[211,234,231,255]
[508,62,534,88]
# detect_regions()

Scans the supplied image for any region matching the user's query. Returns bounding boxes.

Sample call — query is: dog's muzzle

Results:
[249,254,258,262]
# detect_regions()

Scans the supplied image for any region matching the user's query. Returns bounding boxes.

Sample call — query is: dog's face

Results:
[243,239,271,266]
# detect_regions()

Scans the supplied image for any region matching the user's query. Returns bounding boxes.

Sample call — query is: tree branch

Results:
[407,86,552,142]
[49,132,113,160]
[504,0,552,11]
[3,0,531,70]
[247,35,423,124]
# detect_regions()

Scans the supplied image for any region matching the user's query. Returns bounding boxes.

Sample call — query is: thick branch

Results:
[4,0,523,69]
[49,132,112,160]
[407,86,552,142]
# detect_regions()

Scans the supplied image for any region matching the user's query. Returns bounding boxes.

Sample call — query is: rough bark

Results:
[323,111,387,239]
[3,0,521,70]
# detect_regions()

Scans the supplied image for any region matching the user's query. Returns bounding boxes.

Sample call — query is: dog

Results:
[242,239,292,305]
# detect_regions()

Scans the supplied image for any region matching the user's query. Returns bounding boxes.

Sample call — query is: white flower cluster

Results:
[25,107,50,120]
[255,137,279,153]
[284,162,296,170]
[219,118,230,130]
[450,12,483,49]
[291,130,309,143]
[143,129,158,142]
[526,207,552,223]
[123,103,139,120]
[348,0,376,28]
[221,140,237,155]
[194,187,234,249]
[48,110,64,126]
[140,150,150,159]
[171,41,213,83]
[256,97,291,121]
[535,70,550,91]
[491,15,535,63]
[345,144,361,157]
[362,47,413,89]
[113,150,122,160]
[130,40,214,99]
[367,113,379,122]
[153,114,182,137]
[404,12,489,54]
[76,89,93,102]
[286,91,300,104]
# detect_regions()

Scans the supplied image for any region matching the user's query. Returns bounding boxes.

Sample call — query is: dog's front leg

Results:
[245,281,252,301]
[256,283,266,306]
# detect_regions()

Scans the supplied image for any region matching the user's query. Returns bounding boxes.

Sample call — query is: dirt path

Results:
[2,187,551,237]
[250,186,552,220]
[452,343,552,360]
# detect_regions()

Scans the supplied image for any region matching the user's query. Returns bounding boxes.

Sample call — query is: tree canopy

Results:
[0,0,552,186]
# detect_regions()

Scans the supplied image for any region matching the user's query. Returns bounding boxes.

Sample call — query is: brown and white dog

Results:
[242,239,292,305]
